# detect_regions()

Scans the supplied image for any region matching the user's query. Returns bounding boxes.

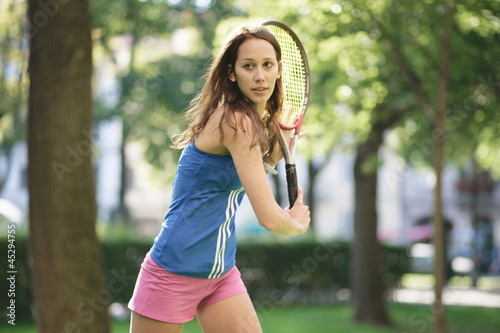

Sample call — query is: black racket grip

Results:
[285,163,298,208]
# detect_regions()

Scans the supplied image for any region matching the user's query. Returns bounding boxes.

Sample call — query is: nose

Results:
[255,67,265,81]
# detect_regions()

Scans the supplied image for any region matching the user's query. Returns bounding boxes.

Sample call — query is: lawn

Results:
[1,304,499,333]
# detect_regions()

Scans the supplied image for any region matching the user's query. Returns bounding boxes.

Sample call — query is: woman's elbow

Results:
[259,218,279,232]
[257,210,287,233]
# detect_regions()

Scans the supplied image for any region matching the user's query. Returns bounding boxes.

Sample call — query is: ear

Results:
[228,64,236,82]
[277,61,282,79]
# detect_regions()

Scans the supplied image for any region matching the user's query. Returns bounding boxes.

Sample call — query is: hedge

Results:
[0,238,409,323]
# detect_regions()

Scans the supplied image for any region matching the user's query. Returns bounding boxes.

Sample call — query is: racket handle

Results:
[285,163,298,208]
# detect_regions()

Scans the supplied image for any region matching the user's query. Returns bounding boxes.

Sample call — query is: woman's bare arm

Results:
[222,113,310,236]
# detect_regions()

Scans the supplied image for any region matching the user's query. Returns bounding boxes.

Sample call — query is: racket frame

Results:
[262,21,311,207]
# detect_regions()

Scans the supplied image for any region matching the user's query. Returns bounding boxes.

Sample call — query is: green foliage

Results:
[369,0,500,175]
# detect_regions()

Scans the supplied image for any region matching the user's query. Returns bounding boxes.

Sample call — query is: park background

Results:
[0,0,499,332]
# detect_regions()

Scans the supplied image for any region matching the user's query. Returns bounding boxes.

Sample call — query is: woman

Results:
[128,24,311,333]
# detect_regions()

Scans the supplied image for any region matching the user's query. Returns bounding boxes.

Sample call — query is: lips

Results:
[252,87,268,93]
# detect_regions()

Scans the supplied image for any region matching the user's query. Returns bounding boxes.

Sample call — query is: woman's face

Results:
[229,38,281,115]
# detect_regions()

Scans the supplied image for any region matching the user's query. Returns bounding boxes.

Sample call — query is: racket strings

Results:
[267,26,307,127]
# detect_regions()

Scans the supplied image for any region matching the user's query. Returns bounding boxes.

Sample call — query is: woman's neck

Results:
[256,103,266,116]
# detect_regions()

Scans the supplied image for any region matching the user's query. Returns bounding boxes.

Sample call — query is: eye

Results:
[243,63,253,69]
[264,61,273,68]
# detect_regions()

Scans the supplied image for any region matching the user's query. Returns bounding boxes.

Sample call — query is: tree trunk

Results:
[432,4,453,332]
[432,117,447,333]
[352,142,388,325]
[374,3,454,330]
[116,125,131,224]
[114,2,139,224]
[469,158,480,287]
[351,108,400,325]
[27,0,111,332]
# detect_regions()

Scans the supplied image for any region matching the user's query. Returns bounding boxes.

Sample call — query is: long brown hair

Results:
[171,24,283,163]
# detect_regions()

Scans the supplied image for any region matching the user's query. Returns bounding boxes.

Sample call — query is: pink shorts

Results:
[128,252,247,323]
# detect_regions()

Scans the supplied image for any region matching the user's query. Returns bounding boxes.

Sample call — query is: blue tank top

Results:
[150,141,245,279]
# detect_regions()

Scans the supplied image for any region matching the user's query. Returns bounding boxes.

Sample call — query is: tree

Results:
[369,1,452,329]
[352,106,403,325]
[27,0,110,331]
[370,1,500,331]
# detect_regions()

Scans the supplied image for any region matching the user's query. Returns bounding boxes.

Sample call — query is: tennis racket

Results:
[263,21,310,208]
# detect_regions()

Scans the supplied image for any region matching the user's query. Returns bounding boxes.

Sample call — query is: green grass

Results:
[401,274,500,290]
[2,304,499,333]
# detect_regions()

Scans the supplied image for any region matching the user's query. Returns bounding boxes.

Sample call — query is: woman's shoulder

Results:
[221,105,256,130]
[193,105,252,154]
[206,105,251,134]
[196,104,259,153]
[193,106,226,155]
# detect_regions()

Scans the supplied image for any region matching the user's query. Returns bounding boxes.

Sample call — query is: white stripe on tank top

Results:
[208,187,244,279]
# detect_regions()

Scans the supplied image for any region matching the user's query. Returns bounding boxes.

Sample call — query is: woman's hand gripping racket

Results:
[263,21,310,208]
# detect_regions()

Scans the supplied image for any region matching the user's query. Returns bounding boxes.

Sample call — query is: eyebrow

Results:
[239,57,276,62]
